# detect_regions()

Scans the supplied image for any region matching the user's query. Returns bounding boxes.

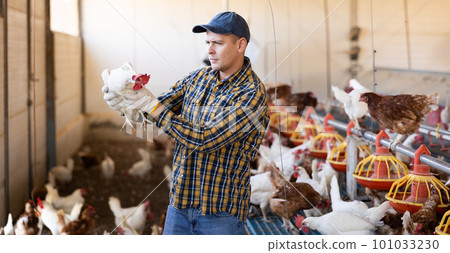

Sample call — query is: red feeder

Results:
[385,144,450,214]
[353,130,409,190]
[310,113,345,159]
[328,121,371,172]
[279,114,302,138]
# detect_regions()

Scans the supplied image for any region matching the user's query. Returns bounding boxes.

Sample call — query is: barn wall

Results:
[32,0,48,187]
[54,32,83,165]
[0,9,5,224]
[0,0,49,224]
[7,0,30,218]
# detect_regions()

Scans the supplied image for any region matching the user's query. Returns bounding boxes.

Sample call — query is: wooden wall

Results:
[54,32,83,165]
[0,0,83,224]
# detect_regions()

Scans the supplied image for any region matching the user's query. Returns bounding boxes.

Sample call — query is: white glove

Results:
[102,85,123,112]
[122,87,159,115]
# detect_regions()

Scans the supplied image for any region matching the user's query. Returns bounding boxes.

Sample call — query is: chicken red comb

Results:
[294,214,309,234]
[294,214,305,229]
[118,227,124,235]
[37,197,43,209]
[81,187,87,196]
[144,200,150,211]
[132,74,150,91]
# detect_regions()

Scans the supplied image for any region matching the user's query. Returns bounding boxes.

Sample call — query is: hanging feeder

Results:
[385,144,450,214]
[435,209,450,235]
[309,113,345,159]
[278,113,302,138]
[328,121,371,172]
[353,130,409,190]
[290,107,322,146]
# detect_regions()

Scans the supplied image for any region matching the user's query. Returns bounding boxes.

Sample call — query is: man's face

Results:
[205,31,241,75]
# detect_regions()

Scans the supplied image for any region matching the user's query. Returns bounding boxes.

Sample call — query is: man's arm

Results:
[152,85,269,153]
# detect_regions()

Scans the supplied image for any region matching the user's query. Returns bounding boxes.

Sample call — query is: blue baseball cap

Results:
[193,11,250,42]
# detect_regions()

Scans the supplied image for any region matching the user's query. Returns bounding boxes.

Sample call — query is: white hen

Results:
[37,199,79,235]
[330,175,369,216]
[45,184,86,214]
[2,213,14,235]
[332,85,368,129]
[127,148,152,178]
[49,158,74,186]
[108,197,150,235]
[300,211,376,235]
[250,171,272,221]
[101,153,115,180]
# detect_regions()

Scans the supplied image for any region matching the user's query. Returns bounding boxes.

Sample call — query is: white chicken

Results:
[126,148,152,178]
[45,184,86,214]
[37,198,80,235]
[395,133,418,163]
[49,158,74,186]
[101,62,155,126]
[317,140,338,187]
[1,213,14,235]
[101,153,115,180]
[295,166,328,199]
[330,175,392,224]
[252,132,292,175]
[108,197,151,235]
[268,140,312,178]
[348,79,371,94]
[330,175,369,216]
[298,211,376,235]
[332,85,368,129]
[249,171,272,221]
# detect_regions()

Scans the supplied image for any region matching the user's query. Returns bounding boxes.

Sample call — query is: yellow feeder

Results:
[278,113,302,138]
[385,144,450,214]
[309,113,345,159]
[328,121,371,173]
[436,210,450,235]
[353,130,409,191]
[290,107,322,146]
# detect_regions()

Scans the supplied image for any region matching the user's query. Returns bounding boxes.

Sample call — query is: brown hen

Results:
[411,194,440,234]
[61,206,96,235]
[360,92,439,134]
[286,92,318,116]
[269,182,328,220]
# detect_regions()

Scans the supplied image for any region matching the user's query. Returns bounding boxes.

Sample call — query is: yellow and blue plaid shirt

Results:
[155,57,269,221]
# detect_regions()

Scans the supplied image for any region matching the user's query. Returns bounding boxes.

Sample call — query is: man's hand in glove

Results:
[121,87,159,116]
[102,84,124,113]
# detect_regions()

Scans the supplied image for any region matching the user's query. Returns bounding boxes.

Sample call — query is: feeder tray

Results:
[385,144,450,214]
[435,209,450,235]
[353,130,409,190]
[328,121,371,173]
[279,114,302,138]
[310,113,345,159]
[289,108,322,146]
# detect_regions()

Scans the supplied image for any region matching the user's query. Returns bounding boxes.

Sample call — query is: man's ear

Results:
[237,38,247,53]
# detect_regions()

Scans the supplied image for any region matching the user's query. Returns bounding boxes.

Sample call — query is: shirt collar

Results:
[213,57,251,87]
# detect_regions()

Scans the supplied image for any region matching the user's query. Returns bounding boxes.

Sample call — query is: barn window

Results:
[50,0,79,36]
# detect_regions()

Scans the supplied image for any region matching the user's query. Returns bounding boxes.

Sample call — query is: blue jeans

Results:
[163,205,247,235]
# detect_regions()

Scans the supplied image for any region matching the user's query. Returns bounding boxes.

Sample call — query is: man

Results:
[103,11,269,235]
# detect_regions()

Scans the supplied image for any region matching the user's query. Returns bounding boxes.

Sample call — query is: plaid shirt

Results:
[155,57,269,221]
